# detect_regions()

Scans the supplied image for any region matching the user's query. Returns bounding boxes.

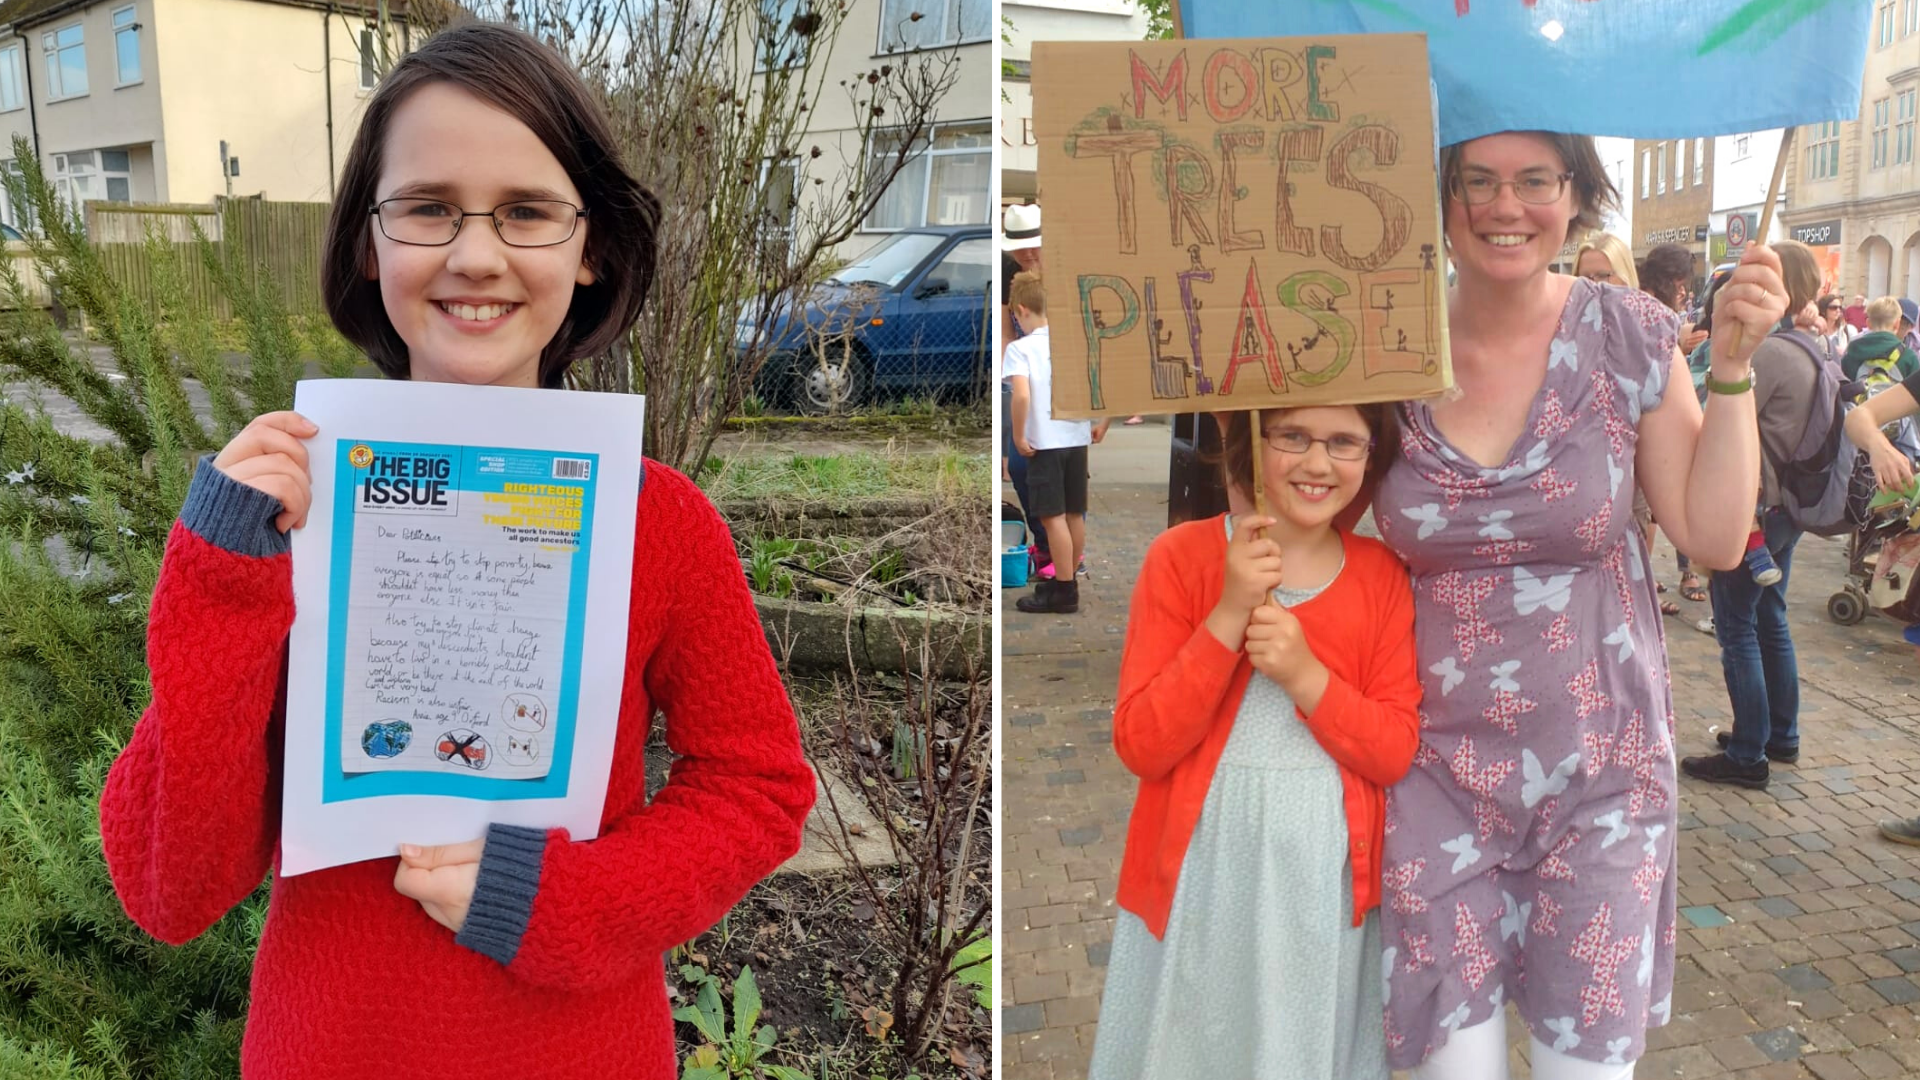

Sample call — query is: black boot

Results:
[1016,578,1079,614]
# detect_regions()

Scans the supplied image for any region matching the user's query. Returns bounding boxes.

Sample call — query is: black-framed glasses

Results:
[1448,171,1572,206]
[1262,428,1374,461]
[370,198,587,248]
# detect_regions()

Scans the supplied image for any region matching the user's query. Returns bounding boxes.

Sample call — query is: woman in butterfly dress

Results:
[1370,132,1786,1080]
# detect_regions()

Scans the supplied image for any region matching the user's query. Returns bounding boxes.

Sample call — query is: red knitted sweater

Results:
[100,459,816,1080]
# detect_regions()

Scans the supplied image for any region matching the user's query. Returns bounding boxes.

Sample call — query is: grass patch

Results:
[701,448,988,503]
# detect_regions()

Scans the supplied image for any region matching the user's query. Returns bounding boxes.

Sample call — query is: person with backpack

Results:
[1840,368,1920,845]
[1680,241,1828,790]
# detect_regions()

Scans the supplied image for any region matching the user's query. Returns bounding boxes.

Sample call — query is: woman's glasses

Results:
[1448,171,1572,206]
[1262,428,1374,461]
[370,198,587,247]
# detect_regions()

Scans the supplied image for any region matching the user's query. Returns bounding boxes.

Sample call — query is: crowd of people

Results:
[1008,118,1920,1078]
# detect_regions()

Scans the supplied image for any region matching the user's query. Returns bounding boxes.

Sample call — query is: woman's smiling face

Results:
[1445,132,1578,287]
[367,81,595,388]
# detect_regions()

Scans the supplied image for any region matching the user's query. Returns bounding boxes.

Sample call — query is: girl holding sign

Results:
[98,24,814,1079]
[1088,403,1421,1080]
[1373,133,1784,1080]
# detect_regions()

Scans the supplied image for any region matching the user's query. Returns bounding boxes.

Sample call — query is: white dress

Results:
[1089,564,1390,1080]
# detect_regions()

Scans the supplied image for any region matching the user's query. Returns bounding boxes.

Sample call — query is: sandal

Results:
[1661,599,1681,616]
[1679,572,1707,603]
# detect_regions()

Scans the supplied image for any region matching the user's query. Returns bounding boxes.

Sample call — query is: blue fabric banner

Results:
[1174,0,1873,146]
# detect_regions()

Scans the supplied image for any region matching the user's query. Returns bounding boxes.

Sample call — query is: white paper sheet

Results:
[282,379,643,876]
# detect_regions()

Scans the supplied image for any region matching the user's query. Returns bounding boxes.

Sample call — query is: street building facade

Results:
[998,0,1148,206]
[1631,135,1714,290]
[1783,0,1920,302]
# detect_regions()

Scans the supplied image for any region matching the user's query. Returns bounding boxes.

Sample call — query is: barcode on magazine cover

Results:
[552,458,592,480]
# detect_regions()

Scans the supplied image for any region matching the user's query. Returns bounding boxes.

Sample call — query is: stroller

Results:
[1829,477,1920,626]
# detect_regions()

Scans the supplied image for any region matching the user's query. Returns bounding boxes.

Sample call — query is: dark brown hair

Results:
[1440,133,1619,251]
[322,22,659,388]
[1773,240,1822,316]
[1215,403,1399,503]
[1638,243,1695,311]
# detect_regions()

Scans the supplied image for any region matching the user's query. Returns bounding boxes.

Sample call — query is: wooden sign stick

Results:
[1248,407,1269,520]
[1720,126,1796,360]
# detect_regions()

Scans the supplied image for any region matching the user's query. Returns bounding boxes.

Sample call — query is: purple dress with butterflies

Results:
[1373,278,1680,1070]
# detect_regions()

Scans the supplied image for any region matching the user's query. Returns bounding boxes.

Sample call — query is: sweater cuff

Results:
[455,824,548,966]
[179,457,290,558]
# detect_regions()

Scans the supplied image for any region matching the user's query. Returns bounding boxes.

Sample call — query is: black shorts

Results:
[1026,445,1088,519]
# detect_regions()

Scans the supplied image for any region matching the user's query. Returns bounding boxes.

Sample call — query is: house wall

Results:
[153,0,394,204]
[786,0,992,261]
[2,0,165,195]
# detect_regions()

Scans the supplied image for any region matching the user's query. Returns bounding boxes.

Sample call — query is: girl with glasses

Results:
[1089,403,1420,1080]
[1371,132,1786,1080]
[98,24,815,1080]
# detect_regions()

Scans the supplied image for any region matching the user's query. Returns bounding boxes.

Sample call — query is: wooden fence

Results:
[81,198,331,319]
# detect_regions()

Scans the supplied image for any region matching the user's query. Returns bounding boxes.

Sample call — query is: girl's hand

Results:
[1679,326,1710,355]
[393,838,485,934]
[1708,245,1789,370]
[1219,515,1284,615]
[1244,603,1324,692]
[212,411,318,532]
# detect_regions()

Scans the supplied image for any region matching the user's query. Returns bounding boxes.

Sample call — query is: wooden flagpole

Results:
[1720,127,1797,360]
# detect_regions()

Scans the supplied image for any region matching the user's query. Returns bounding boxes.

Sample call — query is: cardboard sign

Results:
[1032,34,1452,418]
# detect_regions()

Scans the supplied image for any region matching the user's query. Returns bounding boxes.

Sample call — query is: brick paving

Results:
[1000,422,1920,1080]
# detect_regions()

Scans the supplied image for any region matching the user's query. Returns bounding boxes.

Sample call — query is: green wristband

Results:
[1705,371,1753,395]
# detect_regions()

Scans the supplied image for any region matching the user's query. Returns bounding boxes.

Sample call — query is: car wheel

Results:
[789,347,870,415]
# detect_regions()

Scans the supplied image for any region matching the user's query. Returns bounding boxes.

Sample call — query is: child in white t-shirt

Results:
[1003,271,1108,614]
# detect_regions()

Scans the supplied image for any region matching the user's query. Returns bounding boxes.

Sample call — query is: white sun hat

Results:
[1002,204,1041,251]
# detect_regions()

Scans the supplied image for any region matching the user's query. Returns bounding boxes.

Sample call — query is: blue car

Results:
[738,225,991,412]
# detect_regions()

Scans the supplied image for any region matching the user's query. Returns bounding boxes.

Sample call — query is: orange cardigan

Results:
[1112,516,1422,937]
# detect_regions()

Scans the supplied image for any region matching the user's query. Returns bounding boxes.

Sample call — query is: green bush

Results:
[0,135,332,1077]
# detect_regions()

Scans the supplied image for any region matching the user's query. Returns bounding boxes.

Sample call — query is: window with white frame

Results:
[757,0,807,68]
[1907,0,1920,34]
[1806,121,1840,180]
[878,0,989,53]
[1693,137,1705,185]
[863,120,990,231]
[758,156,798,234]
[52,148,131,209]
[0,160,23,231]
[1672,140,1683,188]
[1734,134,1751,160]
[0,46,22,112]
[113,6,140,84]
[1881,2,1896,46]
[1656,142,1665,194]
[1640,148,1650,198]
[1899,89,1917,165]
[359,28,379,89]
[42,24,86,99]
[1874,97,1890,168]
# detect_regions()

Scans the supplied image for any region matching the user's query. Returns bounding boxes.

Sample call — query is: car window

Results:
[927,238,990,295]
[830,232,944,290]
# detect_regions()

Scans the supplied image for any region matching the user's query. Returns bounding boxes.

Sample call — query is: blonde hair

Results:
[1868,295,1903,330]
[1008,271,1045,317]
[1573,232,1638,289]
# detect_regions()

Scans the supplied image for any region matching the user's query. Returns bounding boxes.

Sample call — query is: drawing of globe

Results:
[360,720,413,759]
